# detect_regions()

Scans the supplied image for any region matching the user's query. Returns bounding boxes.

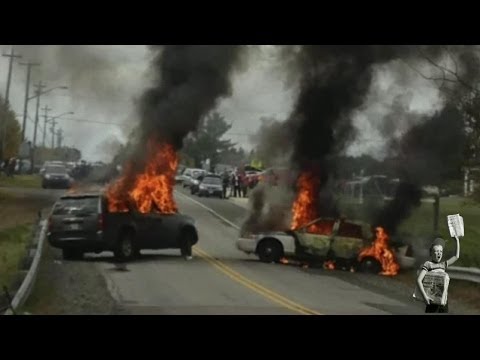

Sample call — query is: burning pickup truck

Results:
[236,217,399,275]
[48,192,198,261]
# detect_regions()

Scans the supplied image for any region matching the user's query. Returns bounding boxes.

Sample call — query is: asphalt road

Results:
[92,186,427,315]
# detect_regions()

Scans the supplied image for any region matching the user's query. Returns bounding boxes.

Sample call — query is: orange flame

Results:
[358,227,399,276]
[323,260,335,270]
[291,171,322,232]
[280,257,289,265]
[106,140,178,214]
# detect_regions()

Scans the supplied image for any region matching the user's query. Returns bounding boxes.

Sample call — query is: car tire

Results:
[358,256,382,274]
[62,249,83,260]
[114,231,137,261]
[180,230,195,258]
[257,239,283,263]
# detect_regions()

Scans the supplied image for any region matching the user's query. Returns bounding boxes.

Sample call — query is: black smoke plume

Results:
[377,105,466,235]
[139,45,244,150]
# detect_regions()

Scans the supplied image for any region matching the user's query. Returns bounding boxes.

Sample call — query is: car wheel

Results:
[257,239,283,263]
[358,256,382,274]
[114,231,137,261]
[62,249,83,260]
[180,230,195,258]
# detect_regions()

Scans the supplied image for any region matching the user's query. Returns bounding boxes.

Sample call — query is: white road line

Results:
[175,190,241,230]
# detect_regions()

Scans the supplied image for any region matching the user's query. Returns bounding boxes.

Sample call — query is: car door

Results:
[331,221,365,260]
[142,214,178,249]
[295,219,336,257]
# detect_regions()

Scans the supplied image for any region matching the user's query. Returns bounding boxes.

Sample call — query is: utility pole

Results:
[19,61,40,140]
[51,118,58,149]
[1,47,22,159]
[56,128,63,148]
[41,105,52,146]
[2,47,22,105]
[31,81,46,172]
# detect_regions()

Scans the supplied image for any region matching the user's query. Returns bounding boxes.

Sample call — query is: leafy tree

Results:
[182,111,235,169]
[0,97,22,160]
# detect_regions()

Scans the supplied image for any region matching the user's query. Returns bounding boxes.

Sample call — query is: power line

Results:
[14,113,123,126]
[57,117,124,126]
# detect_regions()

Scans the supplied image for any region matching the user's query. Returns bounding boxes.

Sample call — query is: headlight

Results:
[45,174,51,179]
[199,184,206,190]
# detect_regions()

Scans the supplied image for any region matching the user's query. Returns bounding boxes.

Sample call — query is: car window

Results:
[337,222,363,238]
[203,177,221,185]
[53,197,99,216]
[46,166,67,174]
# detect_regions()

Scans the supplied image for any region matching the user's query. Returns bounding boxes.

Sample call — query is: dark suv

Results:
[48,193,199,261]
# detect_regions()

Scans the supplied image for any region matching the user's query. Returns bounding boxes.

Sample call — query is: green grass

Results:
[0,224,32,290]
[338,196,480,268]
[0,175,41,189]
[400,197,480,268]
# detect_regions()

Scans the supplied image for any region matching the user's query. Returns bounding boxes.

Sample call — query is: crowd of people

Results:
[1,158,19,177]
[221,170,257,199]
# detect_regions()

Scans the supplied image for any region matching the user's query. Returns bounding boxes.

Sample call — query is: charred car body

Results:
[236,217,382,273]
[47,193,198,261]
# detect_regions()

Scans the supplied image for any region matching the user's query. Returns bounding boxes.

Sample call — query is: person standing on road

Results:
[230,171,239,197]
[240,172,248,198]
[416,236,460,313]
[7,158,16,177]
[222,171,230,199]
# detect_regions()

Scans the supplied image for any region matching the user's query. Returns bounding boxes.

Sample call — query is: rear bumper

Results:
[43,179,70,188]
[48,231,108,251]
[198,189,223,197]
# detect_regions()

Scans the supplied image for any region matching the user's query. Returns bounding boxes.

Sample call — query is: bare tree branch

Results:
[443,45,459,75]
[419,49,479,94]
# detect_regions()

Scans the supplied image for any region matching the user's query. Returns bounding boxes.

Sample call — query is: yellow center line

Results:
[193,246,322,315]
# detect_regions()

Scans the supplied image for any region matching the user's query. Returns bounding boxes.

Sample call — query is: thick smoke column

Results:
[285,46,426,221]
[290,46,419,180]
[243,46,419,232]
[139,45,243,150]
[107,46,245,210]
[395,105,466,185]
[375,183,422,235]
[377,105,466,235]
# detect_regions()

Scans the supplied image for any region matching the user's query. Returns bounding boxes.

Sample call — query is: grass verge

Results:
[0,175,41,189]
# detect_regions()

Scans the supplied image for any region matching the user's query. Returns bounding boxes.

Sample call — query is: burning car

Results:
[237,217,397,274]
[47,141,200,261]
[48,192,198,261]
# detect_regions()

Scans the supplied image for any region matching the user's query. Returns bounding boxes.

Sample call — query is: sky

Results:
[0,45,444,162]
